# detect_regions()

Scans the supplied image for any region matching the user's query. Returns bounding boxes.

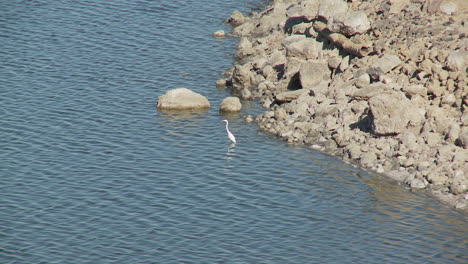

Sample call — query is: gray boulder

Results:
[157,88,210,110]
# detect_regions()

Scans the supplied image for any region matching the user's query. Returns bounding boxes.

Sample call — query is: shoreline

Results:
[220,0,467,213]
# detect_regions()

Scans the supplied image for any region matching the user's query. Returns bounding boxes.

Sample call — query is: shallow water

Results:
[1,0,467,263]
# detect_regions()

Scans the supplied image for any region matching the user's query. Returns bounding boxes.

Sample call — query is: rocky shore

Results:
[219,0,468,211]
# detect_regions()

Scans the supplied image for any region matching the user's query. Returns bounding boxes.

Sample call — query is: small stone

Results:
[450,169,467,195]
[427,171,448,186]
[447,123,460,143]
[339,56,350,72]
[240,88,252,99]
[446,50,467,72]
[347,143,362,159]
[355,73,370,88]
[227,10,246,26]
[410,178,427,189]
[403,85,427,98]
[423,132,441,147]
[458,127,468,149]
[367,54,402,80]
[379,75,392,84]
[216,79,227,87]
[212,30,225,37]
[360,152,377,167]
[328,57,342,70]
[441,93,456,106]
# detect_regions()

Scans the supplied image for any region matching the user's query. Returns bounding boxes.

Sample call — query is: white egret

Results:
[222,120,236,144]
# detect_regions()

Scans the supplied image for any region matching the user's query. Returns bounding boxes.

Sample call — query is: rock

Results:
[275,89,310,103]
[232,21,255,36]
[219,97,242,112]
[440,0,459,15]
[238,37,253,51]
[339,56,350,72]
[268,50,287,67]
[216,79,227,87]
[451,169,467,195]
[347,143,362,159]
[368,91,415,135]
[462,112,468,126]
[446,50,467,72]
[403,85,427,98]
[227,10,246,26]
[458,127,468,149]
[157,88,210,110]
[328,57,342,70]
[423,132,442,147]
[447,122,461,143]
[283,37,321,59]
[329,11,371,37]
[410,178,427,189]
[427,170,449,186]
[386,170,410,182]
[361,152,377,167]
[299,62,330,89]
[367,54,402,80]
[212,30,225,37]
[399,131,420,151]
[240,88,252,99]
[253,14,284,36]
[351,82,390,100]
[231,64,255,91]
[389,0,411,14]
[355,73,371,88]
[317,0,348,21]
[245,115,254,123]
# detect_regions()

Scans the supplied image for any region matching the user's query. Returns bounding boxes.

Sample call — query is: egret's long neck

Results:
[225,122,229,131]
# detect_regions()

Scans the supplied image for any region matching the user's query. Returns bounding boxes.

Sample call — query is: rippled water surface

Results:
[1,0,467,263]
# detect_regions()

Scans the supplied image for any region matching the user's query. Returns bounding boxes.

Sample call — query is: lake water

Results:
[1,0,467,263]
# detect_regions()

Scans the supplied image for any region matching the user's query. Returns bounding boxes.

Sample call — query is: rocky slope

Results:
[220,0,468,211]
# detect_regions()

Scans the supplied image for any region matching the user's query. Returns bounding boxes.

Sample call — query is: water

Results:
[1,0,467,263]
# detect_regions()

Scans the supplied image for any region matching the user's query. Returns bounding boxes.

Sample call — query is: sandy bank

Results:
[220,0,468,212]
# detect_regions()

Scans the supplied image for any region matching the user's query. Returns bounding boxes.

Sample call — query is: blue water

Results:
[1,0,467,263]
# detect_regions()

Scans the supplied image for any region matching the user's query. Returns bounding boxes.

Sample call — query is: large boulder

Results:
[157,88,210,110]
[219,97,242,112]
